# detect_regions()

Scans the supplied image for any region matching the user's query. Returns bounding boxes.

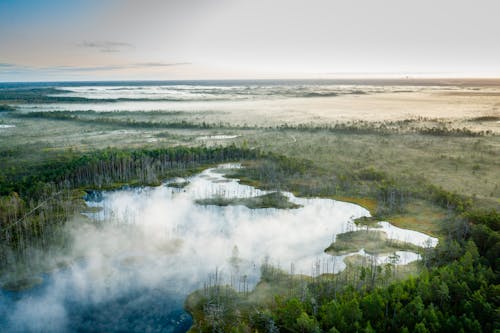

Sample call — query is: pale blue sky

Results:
[1,0,500,81]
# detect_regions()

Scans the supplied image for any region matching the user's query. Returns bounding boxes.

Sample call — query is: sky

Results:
[1,0,500,81]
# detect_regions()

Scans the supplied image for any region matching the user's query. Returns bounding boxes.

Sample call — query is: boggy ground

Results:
[1,82,499,332]
[1,84,499,231]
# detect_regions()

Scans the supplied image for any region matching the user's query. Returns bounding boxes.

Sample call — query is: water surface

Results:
[0,165,437,332]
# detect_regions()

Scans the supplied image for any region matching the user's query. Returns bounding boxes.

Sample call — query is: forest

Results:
[2,0,500,329]
[0,145,258,272]
[1,142,496,332]
[183,153,498,333]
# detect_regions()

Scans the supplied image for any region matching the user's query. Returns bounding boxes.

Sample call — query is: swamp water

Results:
[0,164,437,332]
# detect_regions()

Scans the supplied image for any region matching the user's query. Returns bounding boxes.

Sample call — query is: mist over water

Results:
[14,81,478,126]
[49,84,387,101]
[17,82,416,113]
[0,165,437,332]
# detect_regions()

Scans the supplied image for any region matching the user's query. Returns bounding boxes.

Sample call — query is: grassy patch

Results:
[195,191,301,209]
[330,196,377,214]
[325,230,421,255]
[166,180,190,188]
[353,216,380,227]
[343,254,420,276]
[384,200,446,237]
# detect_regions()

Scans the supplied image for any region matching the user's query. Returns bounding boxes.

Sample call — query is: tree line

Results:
[0,145,258,270]
[187,209,499,332]
[16,111,493,137]
[184,156,499,332]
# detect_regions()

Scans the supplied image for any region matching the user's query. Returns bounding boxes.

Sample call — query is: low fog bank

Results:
[0,166,436,332]
[0,216,194,332]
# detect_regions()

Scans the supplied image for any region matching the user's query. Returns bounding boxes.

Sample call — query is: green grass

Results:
[330,196,378,214]
[3,103,498,217]
[236,130,499,213]
[195,191,301,209]
[324,230,421,255]
[166,180,190,188]
[386,200,446,237]
[3,110,498,242]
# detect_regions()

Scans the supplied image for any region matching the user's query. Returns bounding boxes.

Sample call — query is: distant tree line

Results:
[16,111,493,136]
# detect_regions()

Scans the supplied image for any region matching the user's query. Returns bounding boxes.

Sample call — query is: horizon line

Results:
[2,76,500,84]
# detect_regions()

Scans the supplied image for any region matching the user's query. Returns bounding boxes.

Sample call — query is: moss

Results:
[195,191,301,209]
[324,230,421,255]
[353,216,380,227]
[167,181,190,188]
[383,200,446,237]
[329,196,378,214]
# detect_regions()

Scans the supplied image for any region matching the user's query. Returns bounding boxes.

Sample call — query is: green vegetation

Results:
[0,145,258,272]
[181,130,499,332]
[1,85,498,331]
[324,230,420,255]
[196,191,301,209]
[468,115,500,122]
[0,87,69,104]
[330,196,378,214]
[385,200,446,237]
[17,111,495,136]
[167,180,190,188]
[0,104,16,111]
[0,145,257,197]
[0,87,206,104]
[18,111,236,130]
[187,212,499,333]
[276,121,492,137]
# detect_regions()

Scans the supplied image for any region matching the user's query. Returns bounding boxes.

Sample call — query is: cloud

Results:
[54,63,191,72]
[135,62,191,68]
[78,40,134,53]
[0,61,193,81]
[52,65,126,72]
[0,62,191,75]
[0,63,31,75]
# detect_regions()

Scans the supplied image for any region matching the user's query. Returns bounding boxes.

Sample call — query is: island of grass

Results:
[166,180,190,188]
[195,191,301,209]
[324,230,421,255]
[353,215,380,227]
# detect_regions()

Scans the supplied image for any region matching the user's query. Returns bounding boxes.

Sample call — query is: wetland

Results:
[0,80,498,332]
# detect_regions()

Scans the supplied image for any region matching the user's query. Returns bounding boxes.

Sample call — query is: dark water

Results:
[64,290,191,333]
[0,165,435,333]
[0,271,192,332]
